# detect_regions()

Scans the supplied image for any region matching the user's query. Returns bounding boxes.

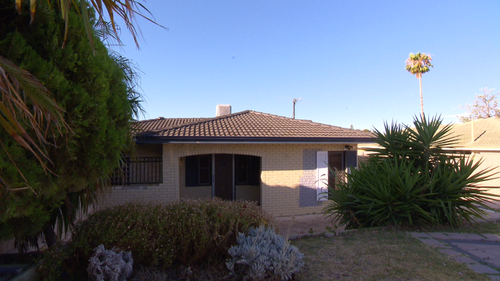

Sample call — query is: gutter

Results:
[442,148,500,153]
[135,136,376,145]
[359,147,500,153]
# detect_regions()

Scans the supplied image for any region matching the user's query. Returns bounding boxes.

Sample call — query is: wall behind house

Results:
[471,151,500,197]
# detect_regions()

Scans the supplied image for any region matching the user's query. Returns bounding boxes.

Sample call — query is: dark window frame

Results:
[186,155,213,187]
[235,155,260,185]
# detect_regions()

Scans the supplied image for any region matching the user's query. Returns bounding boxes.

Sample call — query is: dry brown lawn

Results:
[292,229,491,281]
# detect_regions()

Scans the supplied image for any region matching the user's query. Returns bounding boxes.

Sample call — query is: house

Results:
[446,117,500,197]
[101,105,374,217]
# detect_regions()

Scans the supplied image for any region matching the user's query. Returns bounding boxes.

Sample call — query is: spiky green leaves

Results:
[325,115,498,229]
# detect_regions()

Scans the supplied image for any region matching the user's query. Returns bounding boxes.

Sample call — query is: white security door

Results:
[316,151,328,201]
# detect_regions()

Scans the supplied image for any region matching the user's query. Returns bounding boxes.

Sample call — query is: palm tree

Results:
[405,52,433,119]
[1,0,163,190]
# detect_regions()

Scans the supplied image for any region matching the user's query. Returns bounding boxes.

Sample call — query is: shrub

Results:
[325,115,498,229]
[38,199,274,279]
[226,226,304,280]
[36,242,72,281]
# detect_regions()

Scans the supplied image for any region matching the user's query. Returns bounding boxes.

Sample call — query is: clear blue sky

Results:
[112,0,500,131]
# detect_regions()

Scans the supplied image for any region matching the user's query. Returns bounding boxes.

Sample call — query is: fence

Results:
[111,157,163,185]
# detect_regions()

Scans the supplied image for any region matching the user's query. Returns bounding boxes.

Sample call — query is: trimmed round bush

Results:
[38,199,274,279]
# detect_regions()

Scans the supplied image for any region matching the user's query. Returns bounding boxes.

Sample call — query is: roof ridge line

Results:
[134,117,166,123]
[134,116,207,123]
[249,110,312,122]
[251,110,356,130]
[140,110,251,134]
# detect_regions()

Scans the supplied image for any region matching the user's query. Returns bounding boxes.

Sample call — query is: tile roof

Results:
[448,117,500,149]
[134,110,374,143]
[132,117,209,133]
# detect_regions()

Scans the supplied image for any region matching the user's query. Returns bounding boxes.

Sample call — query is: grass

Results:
[291,224,500,281]
[129,223,499,280]
[48,216,500,280]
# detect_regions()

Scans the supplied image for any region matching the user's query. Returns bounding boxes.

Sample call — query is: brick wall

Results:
[100,143,356,216]
[99,184,169,209]
[181,186,212,199]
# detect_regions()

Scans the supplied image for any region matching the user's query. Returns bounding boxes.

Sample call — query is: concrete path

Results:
[408,207,500,280]
[409,231,500,280]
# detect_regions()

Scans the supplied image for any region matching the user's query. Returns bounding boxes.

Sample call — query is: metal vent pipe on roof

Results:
[216,104,231,117]
[471,119,474,143]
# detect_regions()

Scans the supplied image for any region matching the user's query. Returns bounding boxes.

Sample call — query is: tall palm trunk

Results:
[419,76,424,121]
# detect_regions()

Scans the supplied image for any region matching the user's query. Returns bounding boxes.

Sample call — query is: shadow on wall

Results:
[299,183,322,208]
[299,149,323,208]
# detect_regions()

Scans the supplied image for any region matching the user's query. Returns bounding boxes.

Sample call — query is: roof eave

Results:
[135,135,375,144]
[443,147,500,152]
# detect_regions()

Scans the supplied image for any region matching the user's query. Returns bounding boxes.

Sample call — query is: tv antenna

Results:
[293,98,302,119]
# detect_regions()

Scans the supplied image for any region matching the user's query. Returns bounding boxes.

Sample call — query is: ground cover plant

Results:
[292,228,491,281]
[325,115,498,229]
[227,226,304,280]
[36,199,275,280]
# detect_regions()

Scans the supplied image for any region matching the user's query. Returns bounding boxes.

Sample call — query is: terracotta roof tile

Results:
[134,110,374,142]
[448,117,500,149]
[132,117,209,133]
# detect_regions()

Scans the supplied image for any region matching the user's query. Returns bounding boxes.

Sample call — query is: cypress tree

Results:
[0,0,139,247]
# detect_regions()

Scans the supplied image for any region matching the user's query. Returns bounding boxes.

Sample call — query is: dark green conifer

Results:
[0,0,140,247]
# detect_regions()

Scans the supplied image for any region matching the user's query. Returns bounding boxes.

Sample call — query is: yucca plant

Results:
[325,115,498,229]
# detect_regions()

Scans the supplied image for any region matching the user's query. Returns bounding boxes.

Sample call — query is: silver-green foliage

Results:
[87,244,133,281]
[226,226,304,280]
[325,115,498,229]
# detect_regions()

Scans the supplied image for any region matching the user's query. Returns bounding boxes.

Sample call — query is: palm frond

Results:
[0,56,68,189]
[16,0,166,49]
[405,52,433,76]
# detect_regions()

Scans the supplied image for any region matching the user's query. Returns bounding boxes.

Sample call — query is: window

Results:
[185,154,260,187]
[235,155,260,185]
[186,155,212,186]
[198,154,211,185]
[328,152,344,188]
